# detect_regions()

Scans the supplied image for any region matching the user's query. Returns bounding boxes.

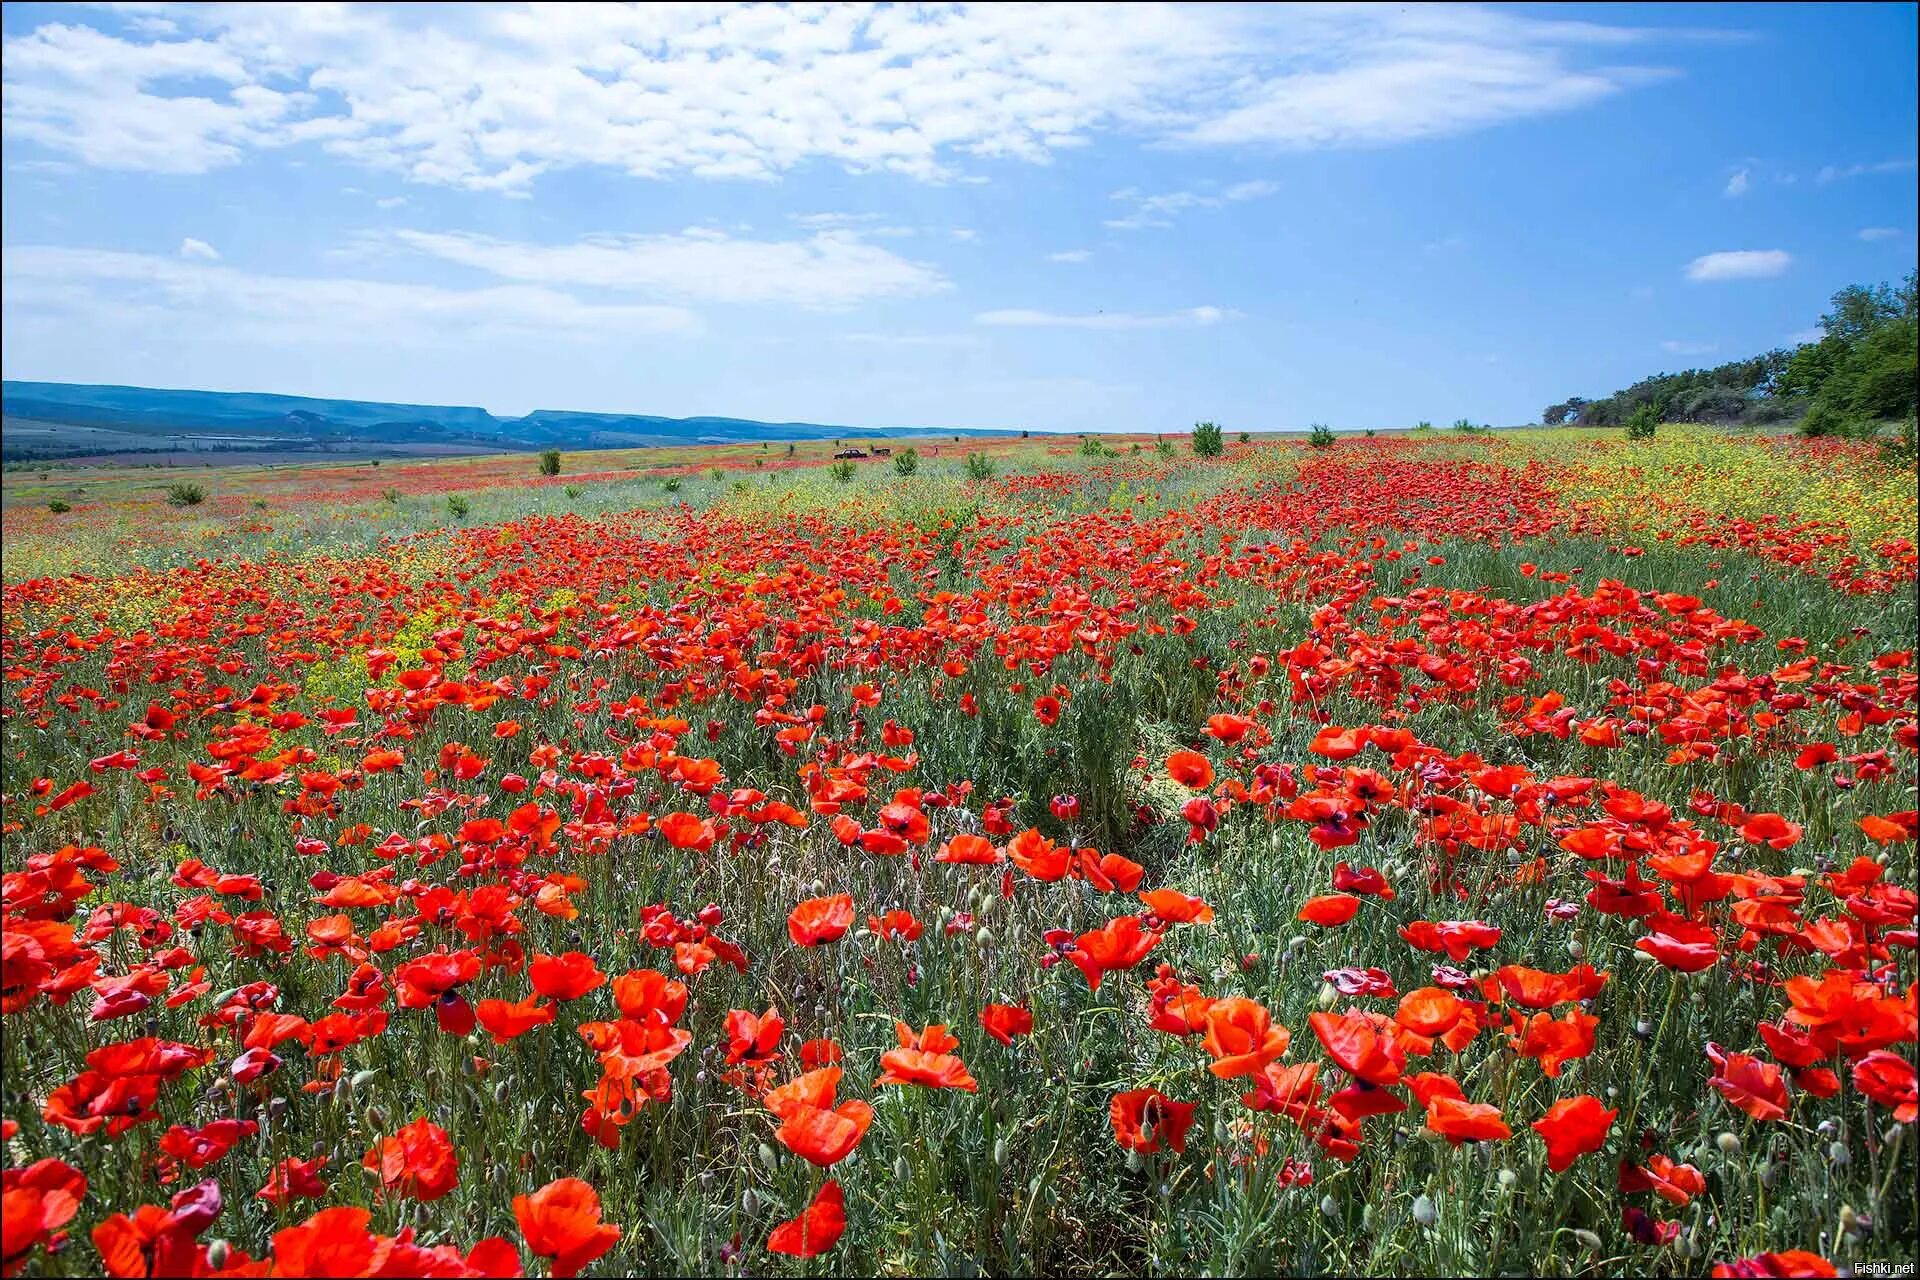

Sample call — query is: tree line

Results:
[1543,270,1917,432]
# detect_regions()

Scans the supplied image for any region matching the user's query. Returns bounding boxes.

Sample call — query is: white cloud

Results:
[1684,249,1790,281]
[975,305,1231,330]
[1723,167,1749,197]
[1,245,697,345]
[1,4,1685,190]
[374,195,408,209]
[177,236,219,261]
[1858,226,1904,242]
[387,227,947,308]
[1048,249,1092,263]
[1106,178,1277,230]
[1816,158,1918,183]
[950,228,978,242]
[1660,339,1715,356]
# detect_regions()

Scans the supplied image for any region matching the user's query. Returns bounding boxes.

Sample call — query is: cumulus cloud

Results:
[975,305,1230,330]
[386,227,948,308]
[1684,249,1790,281]
[1,244,698,344]
[1,4,1686,190]
[177,237,219,260]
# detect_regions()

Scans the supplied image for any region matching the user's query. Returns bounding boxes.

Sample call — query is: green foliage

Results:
[829,460,857,483]
[663,477,683,493]
[1880,415,1918,467]
[47,497,70,513]
[708,467,724,482]
[563,484,584,499]
[537,449,562,476]
[445,493,471,518]
[893,447,920,476]
[1155,437,1176,458]
[1190,420,1224,457]
[1625,403,1659,440]
[1411,420,1434,432]
[164,482,205,507]
[381,487,400,503]
[963,452,996,480]
[1078,434,1107,458]
[1308,423,1336,448]
[1238,431,1251,443]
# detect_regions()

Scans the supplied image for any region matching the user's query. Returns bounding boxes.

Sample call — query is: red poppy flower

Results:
[875,1022,978,1092]
[362,1117,459,1201]
[980,1003,1034,1046]
[515,1177,622,1278]
[529,951,606,1001]
[1531,1095,1616,1172]
[767,1180,846,1258]
[1166,750,1214,789]
[1109,1087,1197,1154]
[787,895,855,946]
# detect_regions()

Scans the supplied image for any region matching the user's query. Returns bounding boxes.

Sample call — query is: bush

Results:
[893,448,920,476]
[963,453,996,480]
[662,477,682,493]
[165,482,206,507]
[1796,401,1846,438]
[47,498,70,513]
[564,484,584,499]
[381,487,400,503]
[709,467,724,482]
[1879,415,1917,466]
[1238,431,1250,444]
[1308,423,1335,448]
[1078,435,1106,458]
[538,449,562,476]
[1412,420,1434,432]
[1155,438,1175,458]
[830,460,857,483]
[1191,421,1224,457]
[1625,404,1659,440]
[446,494,471,518]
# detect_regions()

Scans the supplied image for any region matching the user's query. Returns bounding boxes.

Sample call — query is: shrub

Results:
[1365,428,1377,438]
[47,498,70,513]
[381,488,400,503]
[964,453,996,480]
[1308,423,1336,448]
[829,460,857,483]
[709,467,725,482]
[1191,421,1224,457]
[538,449,562,476]
[445,494,471,518]
[1879,414,1917,466]
[1411,420,1434,432]
[1078,435,1106,458]
[893,448,920,476]
[662,477,682,493]
[1625,404,1659,440]
[165,482,206,507]
[1238,431,1251,444]
[564,484,584,499]
[1155,438,1176,458]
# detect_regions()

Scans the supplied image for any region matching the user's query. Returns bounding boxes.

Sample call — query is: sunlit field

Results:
[2,425,1915,1278]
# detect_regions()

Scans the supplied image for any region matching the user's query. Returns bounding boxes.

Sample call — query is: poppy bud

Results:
[741,1189,757,1215]
[207,1241,231,1269]
[1317,982,1337,1009]
[1411,1194,1436,1227]
[1497,1169,1517,1190]
[895,1155,911,1183]
[352,1069,379,1092]
[1319,1195,1339,1220]
[1565,939,1584,959]
[1715,1132,1740,1155]
[757,1143,778,1173]
[1828,1141,1850,1167]
[1573,1229,1603,1251]
[994,1137,1008,1167]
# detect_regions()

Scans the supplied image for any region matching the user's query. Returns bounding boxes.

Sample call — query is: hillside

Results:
[0,381,1016,461]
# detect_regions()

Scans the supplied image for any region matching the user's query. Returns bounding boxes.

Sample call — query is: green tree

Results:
[829,460,856,483]
[538,449,561,476]
[1308,423,1335,448]
[1625,403,1658,440]
[893,447,919,476]
[1190,421,1224,457]
[963,452,995,480]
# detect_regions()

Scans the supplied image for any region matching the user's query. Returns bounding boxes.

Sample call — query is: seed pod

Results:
[207,1241,231,1269]
[1411,1194,1436,1227]
[1319,1195,1339,1220]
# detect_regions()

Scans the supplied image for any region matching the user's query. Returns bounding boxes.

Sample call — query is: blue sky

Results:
[3,2,1915,431]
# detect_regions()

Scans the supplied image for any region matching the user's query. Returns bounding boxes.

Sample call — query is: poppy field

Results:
[2,425,1916,1278]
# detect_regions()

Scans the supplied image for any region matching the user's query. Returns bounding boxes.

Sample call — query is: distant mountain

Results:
[1,381,1016,457]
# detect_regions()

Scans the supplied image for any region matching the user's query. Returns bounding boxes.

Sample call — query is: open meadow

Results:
[1,424,1915,1277]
